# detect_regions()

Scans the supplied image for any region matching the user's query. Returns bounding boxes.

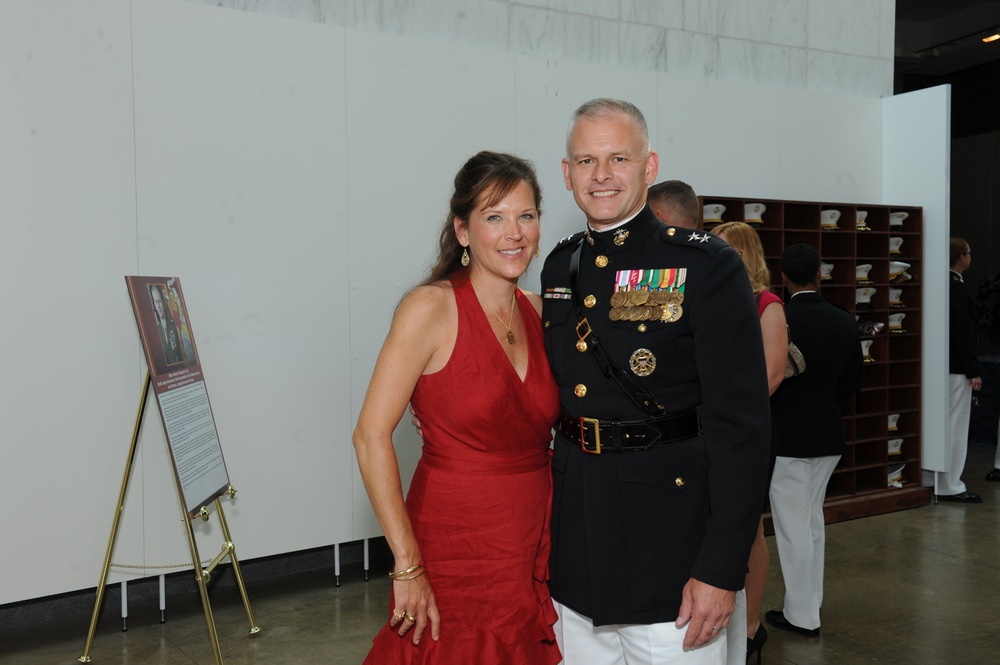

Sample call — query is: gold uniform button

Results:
[584,295,596,308]
[574,384,587,398]
[637,323,647,333]
[595,255,609,268]
[667,228,676,236]
[544,321,550,328]
[675,477,685,487]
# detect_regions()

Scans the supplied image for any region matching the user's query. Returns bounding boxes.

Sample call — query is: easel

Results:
[79,372,259,664]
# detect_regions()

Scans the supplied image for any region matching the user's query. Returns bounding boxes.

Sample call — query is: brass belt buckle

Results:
[579,417,601,454]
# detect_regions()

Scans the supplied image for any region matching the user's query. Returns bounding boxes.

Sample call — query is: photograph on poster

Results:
[126,275,231,518]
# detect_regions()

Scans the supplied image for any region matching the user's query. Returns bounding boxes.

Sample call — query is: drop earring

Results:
[535,247,541,259]
[461,247,470,267]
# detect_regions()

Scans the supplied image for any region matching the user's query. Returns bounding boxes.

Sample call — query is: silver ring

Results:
[712,626,720,632]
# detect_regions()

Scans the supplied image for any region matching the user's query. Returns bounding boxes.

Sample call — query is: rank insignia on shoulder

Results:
[544,286,572,300]
[687,231,711,243]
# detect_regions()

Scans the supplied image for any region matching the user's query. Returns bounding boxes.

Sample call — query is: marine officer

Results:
[541,98,771,664]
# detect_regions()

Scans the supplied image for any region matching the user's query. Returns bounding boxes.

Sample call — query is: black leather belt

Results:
[558,407,701,454]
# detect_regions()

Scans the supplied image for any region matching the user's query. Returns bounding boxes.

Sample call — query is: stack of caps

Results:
[744,203,765,225]
[856,287,876,309]
[889,261,912,283]
[820,262,835,281]
[861,339,876,363]
[856,264,873,284]
[887,464,906,488]
[703,204,725,226]
[888,312,906,333]
[821,209,841,230]
[889,211,909,228]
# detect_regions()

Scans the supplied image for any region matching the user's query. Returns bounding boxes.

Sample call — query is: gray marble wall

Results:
[183,0,895,97]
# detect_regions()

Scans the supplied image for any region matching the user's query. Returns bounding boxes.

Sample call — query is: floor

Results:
[4,444,999,665]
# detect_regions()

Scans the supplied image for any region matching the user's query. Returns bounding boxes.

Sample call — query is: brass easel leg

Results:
[214,498,260,634]
[182,505,225,664]
[79,372,151,663]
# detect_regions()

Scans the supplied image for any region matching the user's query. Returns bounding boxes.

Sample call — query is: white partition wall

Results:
[2,0,945,606]
[882,86,952,474]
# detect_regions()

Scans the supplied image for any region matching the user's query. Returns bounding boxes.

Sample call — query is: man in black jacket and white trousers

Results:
[765,243,864,637]
[936,237,983,501]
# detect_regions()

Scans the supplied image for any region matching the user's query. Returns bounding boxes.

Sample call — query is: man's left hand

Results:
[675,578,735,650]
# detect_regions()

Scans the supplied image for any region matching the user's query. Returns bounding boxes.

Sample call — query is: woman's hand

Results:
[389,572,441,645]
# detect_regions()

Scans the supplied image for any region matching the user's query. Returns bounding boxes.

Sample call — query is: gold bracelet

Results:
[388,560,426,580]
[392,568,427,582]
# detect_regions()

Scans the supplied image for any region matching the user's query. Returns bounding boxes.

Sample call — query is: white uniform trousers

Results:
[937,375,972,495]
[768,454,840,631]
[723,589,747,665]
[554,600,728,665]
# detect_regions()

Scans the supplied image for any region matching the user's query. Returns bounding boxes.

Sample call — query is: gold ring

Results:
[406,614,416,622]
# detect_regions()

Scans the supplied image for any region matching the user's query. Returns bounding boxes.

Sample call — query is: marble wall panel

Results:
[665,29,720,79]
[808,50,893,97]
[176,0,894,97]
[807,0,882,58]
[383,0,509,51]
[718,0,808,47]
[511,4,619,66]
[620,0,685,30]
[718,38,793,89]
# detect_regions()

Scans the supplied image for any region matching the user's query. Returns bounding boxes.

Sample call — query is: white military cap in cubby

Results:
[820,262,835,280]
[888,312,906,333]
[856,210,870,231]
[887,463,906,488]
[889,237,904,255]
[821,209,841,230]
[703,204,726,224]
[889,211,909,228]
[856,264,873,283]
[888,413,900,431]
[856,287,876,309]
[861,339,875,363]
[744,202,765,225]
[888,438,904,458]
[889,261,912,283]
[889,287,904,308]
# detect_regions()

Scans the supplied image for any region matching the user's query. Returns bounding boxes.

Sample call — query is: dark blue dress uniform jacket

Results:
[770,292,864,459]
[949,271,980,378]
[541,206,770,626]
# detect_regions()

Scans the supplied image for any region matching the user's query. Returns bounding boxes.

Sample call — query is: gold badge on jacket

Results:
[609,268,687,323]
[629,348,657,376]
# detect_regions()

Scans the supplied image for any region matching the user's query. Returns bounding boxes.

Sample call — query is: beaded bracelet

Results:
[389,560,426,580]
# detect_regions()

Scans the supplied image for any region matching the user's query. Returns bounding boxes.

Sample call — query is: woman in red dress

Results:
[353,151,561,664]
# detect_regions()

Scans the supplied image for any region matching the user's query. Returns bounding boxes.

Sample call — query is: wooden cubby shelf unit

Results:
[700,196,933,526]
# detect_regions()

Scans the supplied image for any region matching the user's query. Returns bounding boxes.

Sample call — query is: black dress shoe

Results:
[764,610,820,637]
[987,468,1000,481]
[938,491,983,503]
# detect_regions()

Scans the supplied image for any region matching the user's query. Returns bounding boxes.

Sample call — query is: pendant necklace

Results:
[470,281,517,345]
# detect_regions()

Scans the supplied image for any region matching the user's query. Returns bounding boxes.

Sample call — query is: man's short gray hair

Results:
[566,98,650,154]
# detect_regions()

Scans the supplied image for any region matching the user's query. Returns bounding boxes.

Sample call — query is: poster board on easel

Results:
[79,277,256,665]
[125,276,231,518]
